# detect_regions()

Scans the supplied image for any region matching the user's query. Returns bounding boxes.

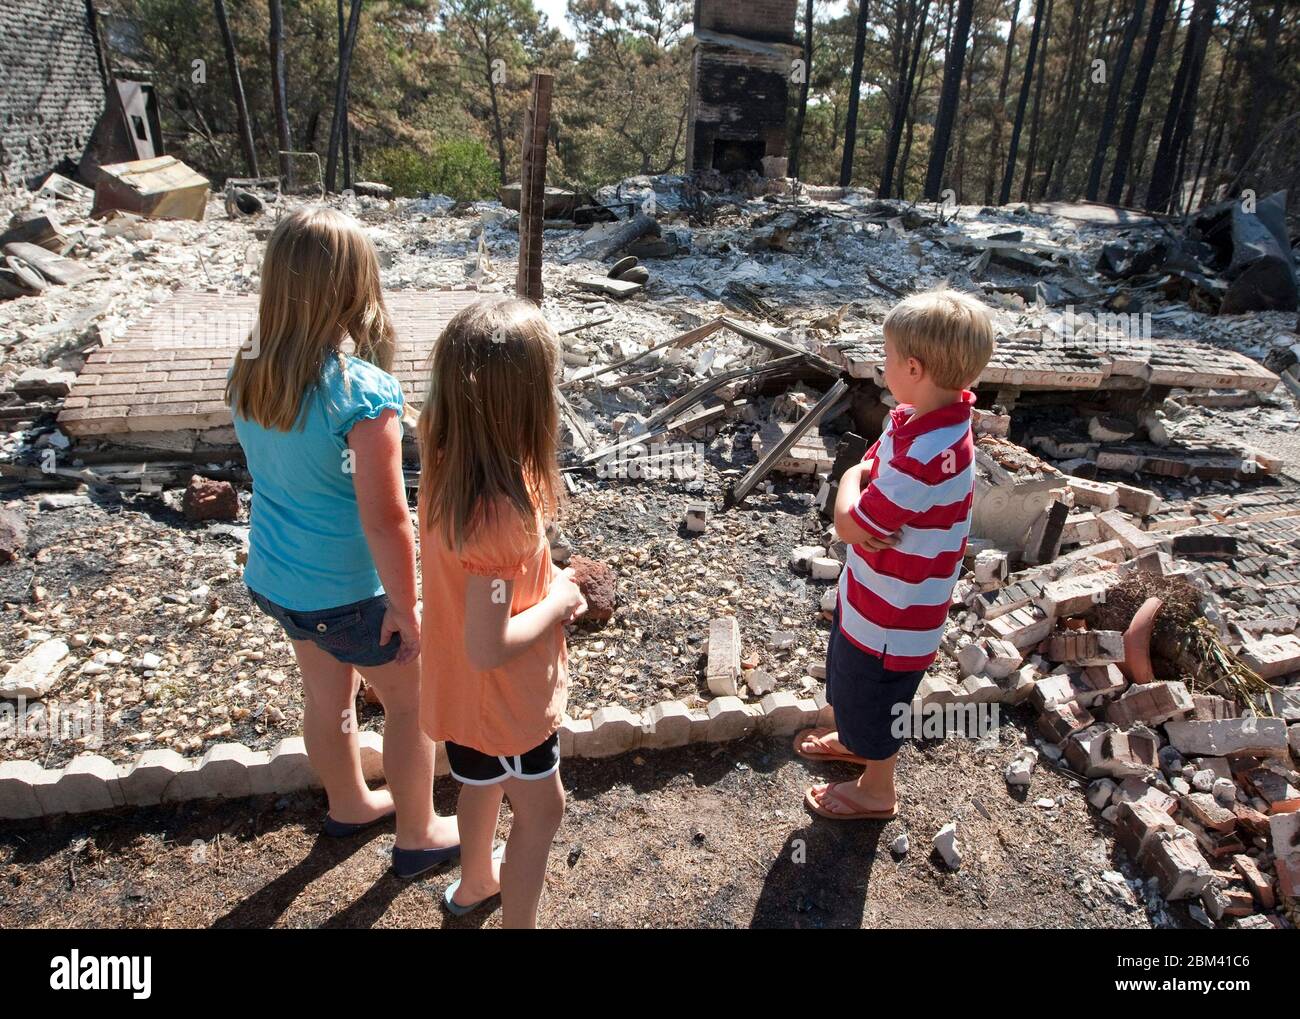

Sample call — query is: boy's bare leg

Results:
[808,754,899,814]
[500,771,565,929]
[291,639,391,824]
[452,781,505,906]
[357,656,458,851]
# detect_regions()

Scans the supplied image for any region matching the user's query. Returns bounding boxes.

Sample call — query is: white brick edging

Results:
[0,693,835,821]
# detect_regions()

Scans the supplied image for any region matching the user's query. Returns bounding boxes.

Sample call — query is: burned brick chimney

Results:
[686,0,801,176]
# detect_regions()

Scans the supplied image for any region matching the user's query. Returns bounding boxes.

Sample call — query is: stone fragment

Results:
[182,475,239,522]
[1005,747,1038,786]
[0,639,71,699]
[0,507,27,563]
[933,822,962,869]
[706,616,741,696]
[569,555,616,622]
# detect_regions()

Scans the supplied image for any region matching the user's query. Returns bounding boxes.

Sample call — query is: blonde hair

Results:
[884,286,995,390]
[418,298,562,551]
[225,206,395,429]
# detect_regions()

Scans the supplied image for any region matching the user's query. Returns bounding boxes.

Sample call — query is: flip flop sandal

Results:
[804,783,898,821]
[323,810,396,838]
[793,727,873,767]
[391,841,462,880]
[442,843,507,917]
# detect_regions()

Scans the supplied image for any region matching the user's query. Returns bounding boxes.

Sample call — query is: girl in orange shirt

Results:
[417,298,586,927]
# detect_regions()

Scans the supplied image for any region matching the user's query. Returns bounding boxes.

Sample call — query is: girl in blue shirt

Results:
[227,207,458,878]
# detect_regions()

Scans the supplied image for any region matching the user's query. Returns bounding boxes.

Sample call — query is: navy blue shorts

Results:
[248,587,400,668]
[825,605,927,760]
[445,733,561,786]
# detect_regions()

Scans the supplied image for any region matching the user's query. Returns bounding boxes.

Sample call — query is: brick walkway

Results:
[59,290,484,437]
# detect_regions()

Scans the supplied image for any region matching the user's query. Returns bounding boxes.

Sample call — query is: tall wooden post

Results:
[516,71,553,306]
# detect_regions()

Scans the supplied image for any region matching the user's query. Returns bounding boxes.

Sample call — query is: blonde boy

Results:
[796,287,995,820]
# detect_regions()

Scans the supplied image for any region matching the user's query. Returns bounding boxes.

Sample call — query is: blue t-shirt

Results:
[231,355,404,611]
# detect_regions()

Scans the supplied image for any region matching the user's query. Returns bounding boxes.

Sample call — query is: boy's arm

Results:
[834,461,899,551]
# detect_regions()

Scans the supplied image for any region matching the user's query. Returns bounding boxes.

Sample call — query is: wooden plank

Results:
[727,378,849,506]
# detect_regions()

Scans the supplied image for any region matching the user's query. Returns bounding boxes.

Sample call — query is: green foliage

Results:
[364,141,501,199]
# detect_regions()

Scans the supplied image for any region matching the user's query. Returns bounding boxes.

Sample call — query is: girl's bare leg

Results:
[291,639,390,823]
[500,771,565,929]
[357,655,458,851]
[451,781,505,905]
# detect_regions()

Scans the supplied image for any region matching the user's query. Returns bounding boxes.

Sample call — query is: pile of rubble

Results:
[2,164,1299,928]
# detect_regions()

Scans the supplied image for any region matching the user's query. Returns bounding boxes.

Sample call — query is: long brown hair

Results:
[225,206,395,429]
[418,298,562,550]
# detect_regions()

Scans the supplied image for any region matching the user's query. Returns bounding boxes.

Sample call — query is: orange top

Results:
[418,497,568,757]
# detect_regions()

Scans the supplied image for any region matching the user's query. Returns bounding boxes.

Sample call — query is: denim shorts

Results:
[248,588,400,667]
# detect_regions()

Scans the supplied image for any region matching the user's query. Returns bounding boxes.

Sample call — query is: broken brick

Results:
[1180,792,1238,833]
[1114,799,1178,859]
[1095,729,1159,779]
[1047,629,1124,666]
[1237,633,1300,681]
[1037,699,1095,744]
[1240,766,1300,814]
[1105,680,1194,727]
[1271,811,1300,900]
[705,616,741,697]
[1231,853,1276,909]
[1137,827,1213,900]
[1164,717,1290,759]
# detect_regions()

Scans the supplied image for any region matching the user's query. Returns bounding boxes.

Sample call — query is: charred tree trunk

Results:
[999,0,1048,204]
[839,1,872,187]
[1106,0,1171,204]
[789,0,815,179]
[1164,0,1216,212]
[338,0,353,188]
[325,0,362,192]
[1230,1,1283,182]
[1020,0,1054,202]
[1146,0,1215,212]
[269,0,293,187]
[1189,6,1241,207]
[899,11,942,197]
[1201,10,1253,205]
[213,0,258,176]
[882,0,930,198]
[924,0,975,199]
[1085,0,1146,200]
[1129,0,1185,203]
[1041,0,1094,199]
[985,0,1021,204]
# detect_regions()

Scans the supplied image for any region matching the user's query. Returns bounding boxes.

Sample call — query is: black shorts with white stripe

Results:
[444,732,561,786]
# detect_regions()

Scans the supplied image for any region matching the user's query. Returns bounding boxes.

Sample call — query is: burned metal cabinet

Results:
[686,0,801,176]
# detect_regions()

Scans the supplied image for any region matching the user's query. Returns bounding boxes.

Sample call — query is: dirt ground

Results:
[0,727,1158,930]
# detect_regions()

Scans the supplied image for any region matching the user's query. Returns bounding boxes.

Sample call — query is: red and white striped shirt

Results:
[837,389,975,671]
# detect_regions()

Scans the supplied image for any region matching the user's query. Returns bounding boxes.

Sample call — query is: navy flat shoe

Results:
[442,843,506,916]
[322,811,395,838]
[392,842,461,879]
